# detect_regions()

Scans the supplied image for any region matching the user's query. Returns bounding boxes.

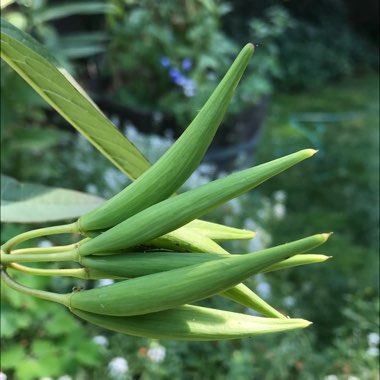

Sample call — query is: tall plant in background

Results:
[103,1,293,129]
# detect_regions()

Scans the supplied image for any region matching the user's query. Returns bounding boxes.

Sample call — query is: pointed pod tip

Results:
[317,255,333,262]
[321,232,334,242]
[304,320,313,328]
[244,43,255,54]
[305,148,318,156]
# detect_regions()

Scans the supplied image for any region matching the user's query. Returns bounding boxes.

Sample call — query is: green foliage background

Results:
[1,1,379,379]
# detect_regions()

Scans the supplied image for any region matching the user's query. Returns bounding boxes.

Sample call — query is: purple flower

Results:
[182,58,192,71]
[160,56,171,68]
[169,68,184,85]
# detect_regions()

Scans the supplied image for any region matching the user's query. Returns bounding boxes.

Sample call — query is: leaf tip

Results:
[321,232,333,242]
[304,320,313,328]
[246,42,255,51]
[306,148,318,156]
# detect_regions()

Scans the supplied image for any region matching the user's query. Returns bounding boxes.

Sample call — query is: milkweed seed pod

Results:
[77,44,254,233]
[77,149,316,256]
[72,305,311,341]
[68,234,329,316]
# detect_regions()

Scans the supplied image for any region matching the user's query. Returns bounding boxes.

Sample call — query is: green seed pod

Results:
[81,251,329,319]
[80,251,227,277]
[148,227,230,254]
[184,220,255,241]
[72,305,311,341]
[69,233,329,316]
[81,251,284,318]
[80,251,329,279]
[78,149,316,256]
[78,224,231,254]
[262,254,331,273]
[77,44,254,233]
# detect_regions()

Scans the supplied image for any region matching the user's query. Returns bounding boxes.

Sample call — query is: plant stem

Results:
[11,239,89,255]
[1,222,80,253]
[9,263,124,280]
[9,263,88,279]
[1,269,70,307]
[1,250,78,264]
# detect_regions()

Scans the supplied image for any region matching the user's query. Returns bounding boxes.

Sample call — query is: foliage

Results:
[1,3,378,379]
[275,19,377,90]
[101,1,292,128]
[1,269,105,379]
[0,19,330,379]
[2,0,113,65]
[1,73,378,378]
[254,73,379,369]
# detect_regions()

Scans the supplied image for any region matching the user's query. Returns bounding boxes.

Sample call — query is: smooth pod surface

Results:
[70,234,329,316]
[72,305,311,341]
[78,149,316,256]
[81,251,285,318]
[78,44,254,232]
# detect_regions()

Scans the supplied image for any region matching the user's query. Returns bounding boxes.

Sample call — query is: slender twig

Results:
[9,262,124,280]
[1,250,78,264]
[10,237,90,255]
[1,222,80,253]
[9,263,88,278]
[1,269,70,306]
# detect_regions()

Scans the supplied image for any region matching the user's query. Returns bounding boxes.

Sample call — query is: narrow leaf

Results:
[34,3,117,24]
[262,254,331,273]
[185,219,255,241]
[0,18,151,179]
[0,175,104,223]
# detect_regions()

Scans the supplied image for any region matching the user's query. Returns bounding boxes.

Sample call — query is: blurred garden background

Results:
[1,0,379,379]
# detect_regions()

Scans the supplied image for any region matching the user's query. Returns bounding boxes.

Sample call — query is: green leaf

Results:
[44,309,80,336]
[8,126,64,151]
[35,2,117,23]
[1,174,105,223]
[15,357,45,380]
[0,343,25,369]
[0,18,151,180]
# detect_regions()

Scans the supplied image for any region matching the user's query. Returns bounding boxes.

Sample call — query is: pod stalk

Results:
[1,269,70,307]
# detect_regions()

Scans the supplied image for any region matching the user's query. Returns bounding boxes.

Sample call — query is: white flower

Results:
[273,190,286,203]
[57,376,72,380]
[37,240,53,248]
[108,357,129,378]
[324,375,338,380]
[97,279,114,287]
[40,377,53,380]
[347,376,361,380]
[367,332,380,347]
[273,203,286,220]
[93,335,109,347]
[147,345,166,363]
[366,346,379,357]
[0,372,7,380]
